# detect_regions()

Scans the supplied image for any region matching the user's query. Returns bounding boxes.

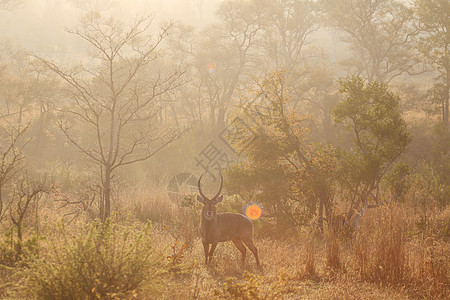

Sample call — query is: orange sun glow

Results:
[245,204,262,220]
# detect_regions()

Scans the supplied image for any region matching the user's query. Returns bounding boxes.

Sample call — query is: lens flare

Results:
[245,203,262,220]
[206,62,216,74]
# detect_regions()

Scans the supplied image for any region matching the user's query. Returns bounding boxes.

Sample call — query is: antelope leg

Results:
[232,238,247,266]
[243,239,260,267]
[202,242,210,264]
[208,242,218,263]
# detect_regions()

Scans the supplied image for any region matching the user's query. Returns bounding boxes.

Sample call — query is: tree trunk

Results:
[217,106,226,130]
[444,67,449,129]
[15,221,23,260]
[0,187,2,221]
[318,197,324,233]
[103,168,111,221]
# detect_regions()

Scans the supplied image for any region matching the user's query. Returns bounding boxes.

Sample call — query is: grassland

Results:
[0,183,448,299]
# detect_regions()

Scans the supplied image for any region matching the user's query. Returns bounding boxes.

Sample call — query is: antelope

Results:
[196,174,260,267]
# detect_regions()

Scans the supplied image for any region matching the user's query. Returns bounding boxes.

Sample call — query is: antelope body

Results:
[196,174,260,267]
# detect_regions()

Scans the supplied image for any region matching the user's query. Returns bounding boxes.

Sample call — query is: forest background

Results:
[0,0,448,298]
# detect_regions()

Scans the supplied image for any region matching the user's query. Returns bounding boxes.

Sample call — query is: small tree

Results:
[36,14,185,220]
[226,69,337,229]
[333,76,410,217]
[9,174,52,260]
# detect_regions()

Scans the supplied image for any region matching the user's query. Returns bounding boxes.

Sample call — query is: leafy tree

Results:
[36,14,185,221]
[260,1,338,143]
[226,69,337,229]
[323,0,424,83]
[333,76,410,213]
[200,0,267,128]
[262,0,320,69]
[414,0,450,127]
[419,122,450,208]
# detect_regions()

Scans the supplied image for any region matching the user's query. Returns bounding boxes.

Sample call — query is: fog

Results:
[0,0,218,56]
[0,0,448,296]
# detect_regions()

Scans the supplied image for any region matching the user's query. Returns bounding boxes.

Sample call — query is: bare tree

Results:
[0,123,29,223]
[35,14,186,220]
[168,0,267,128]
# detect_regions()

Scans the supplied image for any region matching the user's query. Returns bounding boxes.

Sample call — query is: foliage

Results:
[323,0,421,83]
[0,0,449,299]
[412,163,450,209]
[414,0,450,67]
[414,0,450,124]
[217,271,284,299]
[385,162,410,202]
[411,122,450,208]
[226,69,337,227]
[25,219,159,299]
[334,76,410,208]
[165,240,194,277]
[0,228,39,267]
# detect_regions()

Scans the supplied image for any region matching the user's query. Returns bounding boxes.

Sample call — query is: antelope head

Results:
[196,174,223,221]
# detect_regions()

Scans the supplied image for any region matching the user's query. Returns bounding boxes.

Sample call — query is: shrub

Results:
[25,219,160,299]
[218,271,283,299]
[0,228,39,267]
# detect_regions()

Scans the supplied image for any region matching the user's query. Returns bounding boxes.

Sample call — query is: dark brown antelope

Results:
[197,174,260,267]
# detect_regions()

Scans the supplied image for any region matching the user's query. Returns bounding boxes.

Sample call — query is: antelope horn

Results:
[212,173,223,201]
[197,174,208,200]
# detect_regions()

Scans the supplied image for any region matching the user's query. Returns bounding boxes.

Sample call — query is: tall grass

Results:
[348,204,449,298]
[0,182,448,299]
[326,233,342,271]
[351,205,408,283]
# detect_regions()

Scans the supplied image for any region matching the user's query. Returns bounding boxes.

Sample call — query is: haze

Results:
[0,0,448,298]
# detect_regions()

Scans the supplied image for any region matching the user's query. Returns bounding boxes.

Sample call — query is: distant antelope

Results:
[196,174,260,267]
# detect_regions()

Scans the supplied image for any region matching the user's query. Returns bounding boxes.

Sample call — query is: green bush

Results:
[0,229,39,267]
[25,220,160,299]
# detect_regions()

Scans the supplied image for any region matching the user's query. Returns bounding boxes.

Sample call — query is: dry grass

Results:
[351,205,409,283]
[326,233,342,271]
[0,184,448,299]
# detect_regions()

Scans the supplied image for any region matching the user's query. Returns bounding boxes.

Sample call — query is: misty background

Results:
[0,0,447,227]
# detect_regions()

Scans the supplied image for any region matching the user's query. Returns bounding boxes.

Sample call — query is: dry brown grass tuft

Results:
[351,204,409,284]
[116,181,178,224]
[407,207,450,298]
[326,233,342,271]
[304,237,316,277]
